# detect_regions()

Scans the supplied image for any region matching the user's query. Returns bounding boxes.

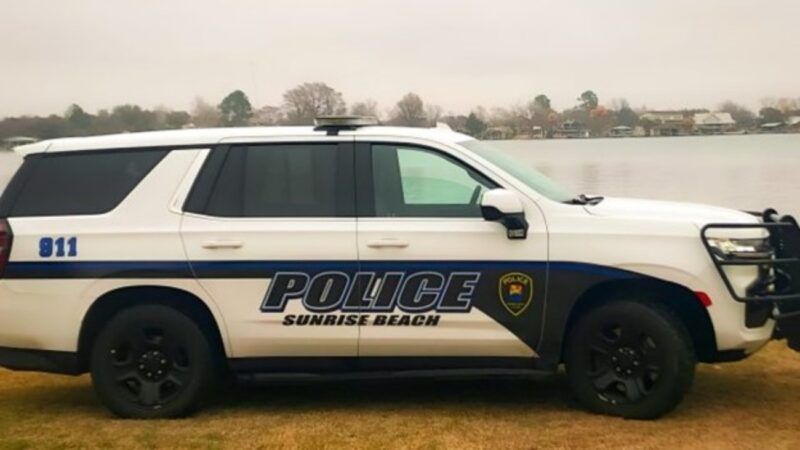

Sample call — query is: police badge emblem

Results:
[498,272,533,317]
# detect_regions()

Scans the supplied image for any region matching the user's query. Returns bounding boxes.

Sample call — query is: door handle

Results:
[366,238,410,249]
[202,240,244,250]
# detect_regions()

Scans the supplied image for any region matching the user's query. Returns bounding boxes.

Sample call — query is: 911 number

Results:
[39,237,78,258]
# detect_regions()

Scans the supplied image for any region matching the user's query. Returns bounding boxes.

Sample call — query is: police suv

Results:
[1,117,798,419]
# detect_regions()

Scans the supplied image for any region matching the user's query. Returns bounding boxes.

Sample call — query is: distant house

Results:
[639,111,688,136]
[553,120,589,138]
[608,125,633,138]
[483,126,515,140]
[787,116,800,132]
[759,122,785,133]
[1,136,37,149]
[693,112,736,134]
[511,126,545,140]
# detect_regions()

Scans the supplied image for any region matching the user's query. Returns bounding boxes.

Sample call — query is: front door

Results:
[354,140,549,364]
[181,141,359,360]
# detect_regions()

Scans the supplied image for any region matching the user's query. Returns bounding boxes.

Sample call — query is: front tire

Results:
[565,299,696,419]
[90,304,215,419]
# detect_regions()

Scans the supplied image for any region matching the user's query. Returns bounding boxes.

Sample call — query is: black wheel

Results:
[90,304,215,419]
[565,299,696,419]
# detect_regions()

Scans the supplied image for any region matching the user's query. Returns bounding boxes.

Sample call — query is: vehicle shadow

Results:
[209,373,575,415]
[203,362,800,418]
[2,362,795,419]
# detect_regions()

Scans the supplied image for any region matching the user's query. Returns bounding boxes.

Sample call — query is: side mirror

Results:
[480,189,529,239]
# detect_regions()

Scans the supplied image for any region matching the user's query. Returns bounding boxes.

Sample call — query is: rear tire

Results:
[565,299,696,419]
[90,304,215,419]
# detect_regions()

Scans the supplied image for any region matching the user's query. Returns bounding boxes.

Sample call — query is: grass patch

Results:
[1,342,799,449]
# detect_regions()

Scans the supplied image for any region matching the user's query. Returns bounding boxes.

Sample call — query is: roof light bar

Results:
[313,116,379,135]
[314,116,379,127]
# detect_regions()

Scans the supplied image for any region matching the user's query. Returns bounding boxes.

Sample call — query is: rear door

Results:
[354,139,549,365]
[180,140,359,361]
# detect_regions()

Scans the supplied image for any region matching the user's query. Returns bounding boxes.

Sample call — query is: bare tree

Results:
[349,99,380,119]
[190,97,221,127]
[282,82,346,125]
[390,93,427,127]
[251,105,285,126]
[426,104,444,124]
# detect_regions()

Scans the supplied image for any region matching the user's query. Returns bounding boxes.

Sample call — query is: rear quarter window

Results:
[2,149,168,217]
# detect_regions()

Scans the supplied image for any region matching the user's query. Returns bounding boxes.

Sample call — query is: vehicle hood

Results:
[584,197,759,227]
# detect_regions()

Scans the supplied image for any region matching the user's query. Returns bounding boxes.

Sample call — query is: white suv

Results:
[0,117,798,419]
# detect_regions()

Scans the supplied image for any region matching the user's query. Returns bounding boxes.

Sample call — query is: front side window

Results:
[204,144,354,217]
[371,144,496,218]
[460,139,574,202]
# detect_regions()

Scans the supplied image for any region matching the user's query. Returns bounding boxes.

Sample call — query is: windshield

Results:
[460,140,574,202]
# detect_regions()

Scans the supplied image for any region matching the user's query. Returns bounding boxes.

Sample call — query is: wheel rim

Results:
[105,323,192,409]
[584,318,664,405]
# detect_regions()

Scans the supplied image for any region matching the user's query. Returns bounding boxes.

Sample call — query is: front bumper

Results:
[702,209,800,350]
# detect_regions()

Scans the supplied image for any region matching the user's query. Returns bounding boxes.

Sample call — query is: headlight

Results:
[707,237,772,260]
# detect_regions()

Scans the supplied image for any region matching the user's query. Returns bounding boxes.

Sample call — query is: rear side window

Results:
[201,144,354,217]
[6,150,167,217]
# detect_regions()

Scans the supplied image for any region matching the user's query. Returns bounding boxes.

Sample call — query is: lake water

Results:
[1,134,799,217]
[493,134,800,218]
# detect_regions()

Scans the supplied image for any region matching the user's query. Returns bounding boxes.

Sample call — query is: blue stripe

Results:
[3,260,638,279]
[6,261,189,272]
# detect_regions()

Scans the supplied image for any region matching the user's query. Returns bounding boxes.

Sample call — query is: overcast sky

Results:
[1,0,798,117]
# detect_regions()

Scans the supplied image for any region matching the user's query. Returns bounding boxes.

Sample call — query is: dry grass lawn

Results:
[1,342,800,449]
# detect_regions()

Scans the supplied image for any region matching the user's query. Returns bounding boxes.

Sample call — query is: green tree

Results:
[639,117,658,135]
[758,107,784,124]
[20,115,69,139]
[533,94,551,111]
[108,105,158,132]
[218,90,253,126]
[163,110,191,129]
[64,104,93,135]
[529,94,554,131]
[614,100,639,127]
[578,90,599,110]
[719,101,755,129]
[464,112,487,137]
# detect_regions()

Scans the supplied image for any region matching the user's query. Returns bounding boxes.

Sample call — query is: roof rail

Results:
[313,116,379,135]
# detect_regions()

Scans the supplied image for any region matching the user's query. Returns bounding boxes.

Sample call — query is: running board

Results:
[235,368,555,385]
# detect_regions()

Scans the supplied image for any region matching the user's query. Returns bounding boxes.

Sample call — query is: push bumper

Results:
[773,306,800,351]
[703,209,800,350]
[0,346,81,375]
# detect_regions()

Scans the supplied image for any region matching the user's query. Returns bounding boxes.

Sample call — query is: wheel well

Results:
[562,279,718,363]
[77,286,227,373]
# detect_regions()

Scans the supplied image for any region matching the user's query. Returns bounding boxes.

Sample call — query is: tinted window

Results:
[9,150,167,217]
[204,144,354,217]
[372,144,496,217]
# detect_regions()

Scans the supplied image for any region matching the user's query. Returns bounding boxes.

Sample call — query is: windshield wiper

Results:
[565,194,604,205]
